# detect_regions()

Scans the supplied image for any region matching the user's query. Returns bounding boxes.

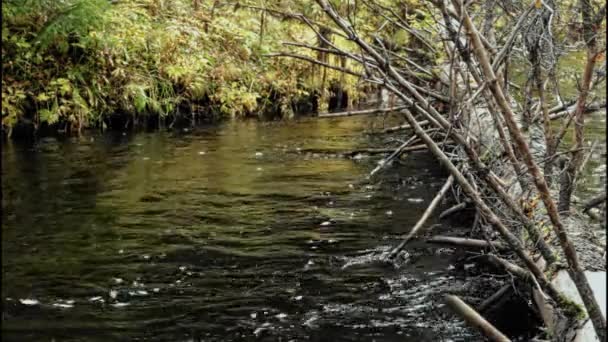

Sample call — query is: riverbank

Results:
[3,0,382,139]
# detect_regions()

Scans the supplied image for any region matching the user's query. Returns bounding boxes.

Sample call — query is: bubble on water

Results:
[302,314,319,328]
[275,313,288,319]
[52,299,75,308]
[118,249,124,254]
[348,184,354,189]
[407,198,424,203]
[152,288,160,293]
[386,210,393,216]
[257,167,263,171]
[294,296,303,301]
[142,157,150,161]
[250,312,257,319]
[89,296,104,302]
[198,151,206,155]
[320,221,332,226]
[130,290,148,296]
[253,322,272,336]
[255,152,263,157]
[111,302,130,308]
[113,278,123,284]
[109,290,118,299]
[142,255,150,260]
[179,266,187,271]
[19,298,39,306]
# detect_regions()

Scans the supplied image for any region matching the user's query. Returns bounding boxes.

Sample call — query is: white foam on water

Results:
[19,298,39,306]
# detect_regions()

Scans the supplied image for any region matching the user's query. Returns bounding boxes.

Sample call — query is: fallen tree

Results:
[268,0,606,339]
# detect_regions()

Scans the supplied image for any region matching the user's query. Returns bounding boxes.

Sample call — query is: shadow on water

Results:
[2,112,600,341]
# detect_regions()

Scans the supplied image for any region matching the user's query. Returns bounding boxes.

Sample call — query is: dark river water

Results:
[0,115,559,341]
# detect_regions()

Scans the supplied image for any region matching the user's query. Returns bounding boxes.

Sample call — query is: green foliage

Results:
[35,0,110,51]
[1,0,429,132]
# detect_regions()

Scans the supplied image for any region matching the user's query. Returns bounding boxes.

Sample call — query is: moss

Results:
[557,295,587,321]
[545,263,559,279]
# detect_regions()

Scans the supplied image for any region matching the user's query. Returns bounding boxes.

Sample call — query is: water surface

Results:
[2,116,491,341]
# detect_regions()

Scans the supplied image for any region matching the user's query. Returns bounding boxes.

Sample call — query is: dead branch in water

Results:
[385,175,454,260]
[484,254,532,281]
[582,192,607,213]
[297,141,449,158]
[427,236,510,251]
[368,134,420,178]
[343,143,440,156]
[317,105,406,118]
[548,101,607,120]
[378,120,430,134]
[439,202,468,219]
[478,284,512,312]
[445,295,512,342]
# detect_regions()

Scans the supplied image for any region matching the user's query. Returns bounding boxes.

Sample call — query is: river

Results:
[1,116,477,341]
[1,112,603,341]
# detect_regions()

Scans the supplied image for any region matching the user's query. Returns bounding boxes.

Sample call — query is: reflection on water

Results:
[2,116,484,341]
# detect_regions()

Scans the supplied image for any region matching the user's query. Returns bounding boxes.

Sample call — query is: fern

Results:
[35,0,110,50]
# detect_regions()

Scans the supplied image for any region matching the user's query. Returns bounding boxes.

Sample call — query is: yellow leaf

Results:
[535,0,542,9]
[36,93,50,102]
